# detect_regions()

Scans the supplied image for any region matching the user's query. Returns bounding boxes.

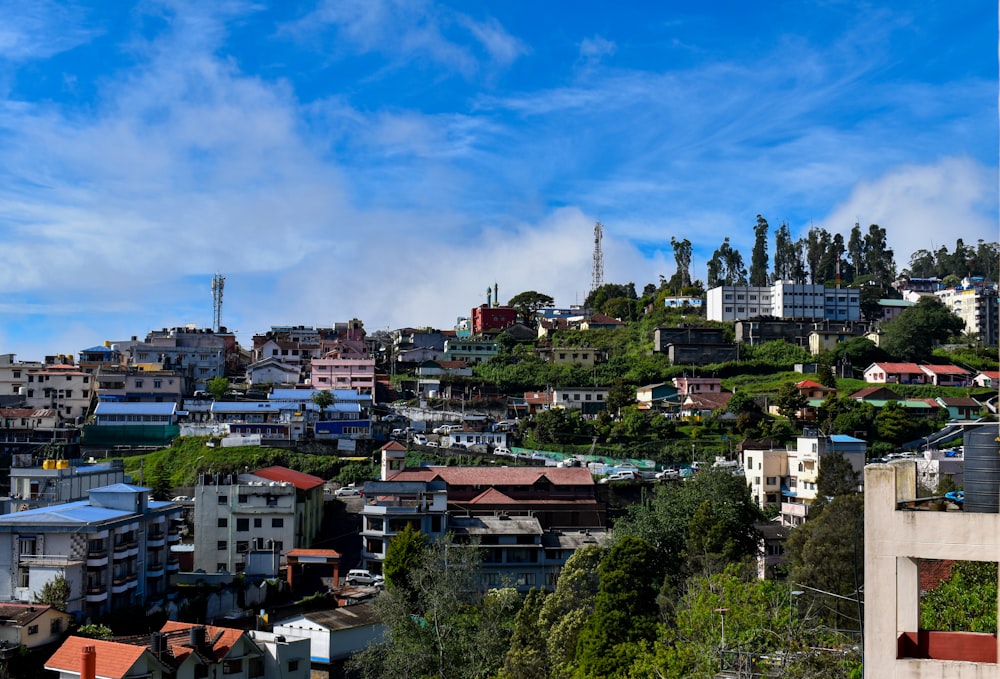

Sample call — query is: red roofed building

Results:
[863,362,926,385]
[359,444,606,589]
[471,304,518,334]
[919,364,972,387]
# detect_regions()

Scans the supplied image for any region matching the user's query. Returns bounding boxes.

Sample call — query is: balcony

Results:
[166,557,180,572]
[85,586,108,603]
[111,578,130,594]
[147,563,165,578]
[86,550,109,568]
[146,531,165,548]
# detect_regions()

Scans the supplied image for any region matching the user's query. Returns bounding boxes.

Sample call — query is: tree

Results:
[774,382,808,425]
[382,523,427,598]
[575,537,665,678]
[816,451,860,498]
[804,226,832,284]
[707,237,747,287]
[772,221,804,282]
[537,544,603,678]
[35,574,70,611]
[881,296,965,361]
[749,215,770,286]
[311,390,334,415]
[670,237,693,289]
[351,538,518,679]
[508,291,555,328]
[499,589,549,679]
[785,494,864,630]
[605,378,635,415]
[864,223,896,288]
[206,376,229,400]
[920,561,998,633]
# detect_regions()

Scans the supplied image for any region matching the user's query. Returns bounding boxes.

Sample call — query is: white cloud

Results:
[578,35,616,65]
[821,157,997,255]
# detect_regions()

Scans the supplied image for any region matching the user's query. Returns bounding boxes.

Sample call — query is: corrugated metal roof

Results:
[0,500,128,525]
[212,402,285,413]
[95,402,177,415]
[251,466,325,490]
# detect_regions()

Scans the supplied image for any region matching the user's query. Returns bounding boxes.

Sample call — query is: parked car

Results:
[171,495,192,502]
[600,470,640,484]
[493,447,511,456]
[345,569,385,587]
[391,428,405,439]
[427,441,439,448]
[656,469,680,481]
[335,485,362,497]
[412,433,428,445]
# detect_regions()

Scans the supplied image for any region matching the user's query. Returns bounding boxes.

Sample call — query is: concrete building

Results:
[549,386,608,414]
[0,603,72,652]
[864,459,1000,677]
[310,352,376,397]
[707,282,860,322]
[273,602,383,666]
[23,363,94,423]
[0,484,181,620]
[9,458,127,511]
[0,354,44,402]
[192,467,324,574]
[443,337,500,364]
[742,433,866,526]
[93,368,186,404]
[934,278,999,346]
[129,327,229,393]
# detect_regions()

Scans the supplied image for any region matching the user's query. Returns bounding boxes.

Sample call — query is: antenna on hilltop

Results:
[211,273,225,332]
[591,221,604,294]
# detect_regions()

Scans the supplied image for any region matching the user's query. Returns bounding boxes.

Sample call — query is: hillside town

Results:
[0,252,997,678]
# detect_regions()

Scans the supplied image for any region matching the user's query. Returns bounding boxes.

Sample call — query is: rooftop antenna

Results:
[211,273,225,332]
[591,221,604,294]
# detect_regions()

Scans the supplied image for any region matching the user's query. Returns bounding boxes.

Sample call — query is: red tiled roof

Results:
[920,364,970,375]
[380,441,407,451]
[252,466,325,490]
[47,636,150,679]
[524,391,553,404]
[159,622,244,663]
[287,548,342,558]
[938,397,981,407]
[868,362,922,373]
[465,488,518,504]
[978,371,1000,379]
[586,313,622,325]
[850,386,902,400]
[684,393,732,410]
[388,466,594,486]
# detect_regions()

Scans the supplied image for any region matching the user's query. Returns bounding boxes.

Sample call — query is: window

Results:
[28,625,38,635]
[153,379,162,388]
[288,660,299,672]
[272,518,284,528]
[218,541,227,550]
[238,494,248,503]
[237,541,249,553]
[51,618,62,634]
[218,495,227,504]
[236,518,249,532]
[766,476,777,485]
[254,518,262,528]
[135,379,143,388]
[217,518,228,528]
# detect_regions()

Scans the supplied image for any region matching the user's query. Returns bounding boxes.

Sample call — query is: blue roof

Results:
[91,483,150,493]
[324,403,361,413]
[0,499,128,525]
[95,402,176,415]
[830,435,865,443]
[269,388,370,402]
[82,345,116,353]
[212,401,285,413]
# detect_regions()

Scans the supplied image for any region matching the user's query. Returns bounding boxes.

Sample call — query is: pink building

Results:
[310,352,376,396]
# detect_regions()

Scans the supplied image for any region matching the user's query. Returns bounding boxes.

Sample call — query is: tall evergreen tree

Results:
[804,226,832,284]
[749,214,770,286]
[670,237,693,289]
[847,222,865,279]
[772,221,803,282]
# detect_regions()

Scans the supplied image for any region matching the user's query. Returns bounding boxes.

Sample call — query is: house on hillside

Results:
[635,383,679,411]
[973,370,1000,388]
[918,364,971,387]
[863,362,926,385]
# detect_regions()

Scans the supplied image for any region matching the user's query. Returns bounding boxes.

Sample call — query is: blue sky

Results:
[0,0,996,359]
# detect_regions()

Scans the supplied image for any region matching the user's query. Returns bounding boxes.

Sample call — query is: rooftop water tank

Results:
[963,423,1000,513]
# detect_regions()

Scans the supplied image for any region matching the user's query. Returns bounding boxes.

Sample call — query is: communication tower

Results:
[211,273,225,332]
[591,221,604,294]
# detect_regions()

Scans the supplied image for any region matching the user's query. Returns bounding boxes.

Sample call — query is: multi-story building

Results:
[361,446,607,590]
[934,278,999,345]
[192,467,324,574]
[442,337,499,364]
[742,433,866,526]
[23,363,94,423]
[471,304,518,334]
[93,368,186,403]
[309,351,376,396]
[0,354,43,404]
[130,327,228,393]
[0,484,181,620]
[0,407,79,462]
[9,458,127,511]
[707,282,860,322]
[549,386,608,414]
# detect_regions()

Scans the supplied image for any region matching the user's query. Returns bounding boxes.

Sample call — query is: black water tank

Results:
[963,423,1000,513]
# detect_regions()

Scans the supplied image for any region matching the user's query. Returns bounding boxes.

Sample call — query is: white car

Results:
[412,434,428,445]
[655,469,680,481]
[599,470,640,484]
[493,447,511,456]
[335,485,362,497]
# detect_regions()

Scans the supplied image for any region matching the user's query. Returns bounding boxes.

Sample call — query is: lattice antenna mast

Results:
[591,221,604,294]
[211,273,225,332]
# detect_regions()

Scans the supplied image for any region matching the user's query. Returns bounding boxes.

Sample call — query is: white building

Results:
[934,279,999,345]
[0,484,181,620]
[23,364,94,422]
[10,458,127,511]
[742,433,866,525]
[707,281,860,322]
[192,467,325,574]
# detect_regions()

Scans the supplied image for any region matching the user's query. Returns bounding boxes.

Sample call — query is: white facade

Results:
[0,354,42,399]
[0,484,181,620]
[193,474,297,573]
[934,281,999,346]
[23,365,93,421]
[707,282,860,322]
